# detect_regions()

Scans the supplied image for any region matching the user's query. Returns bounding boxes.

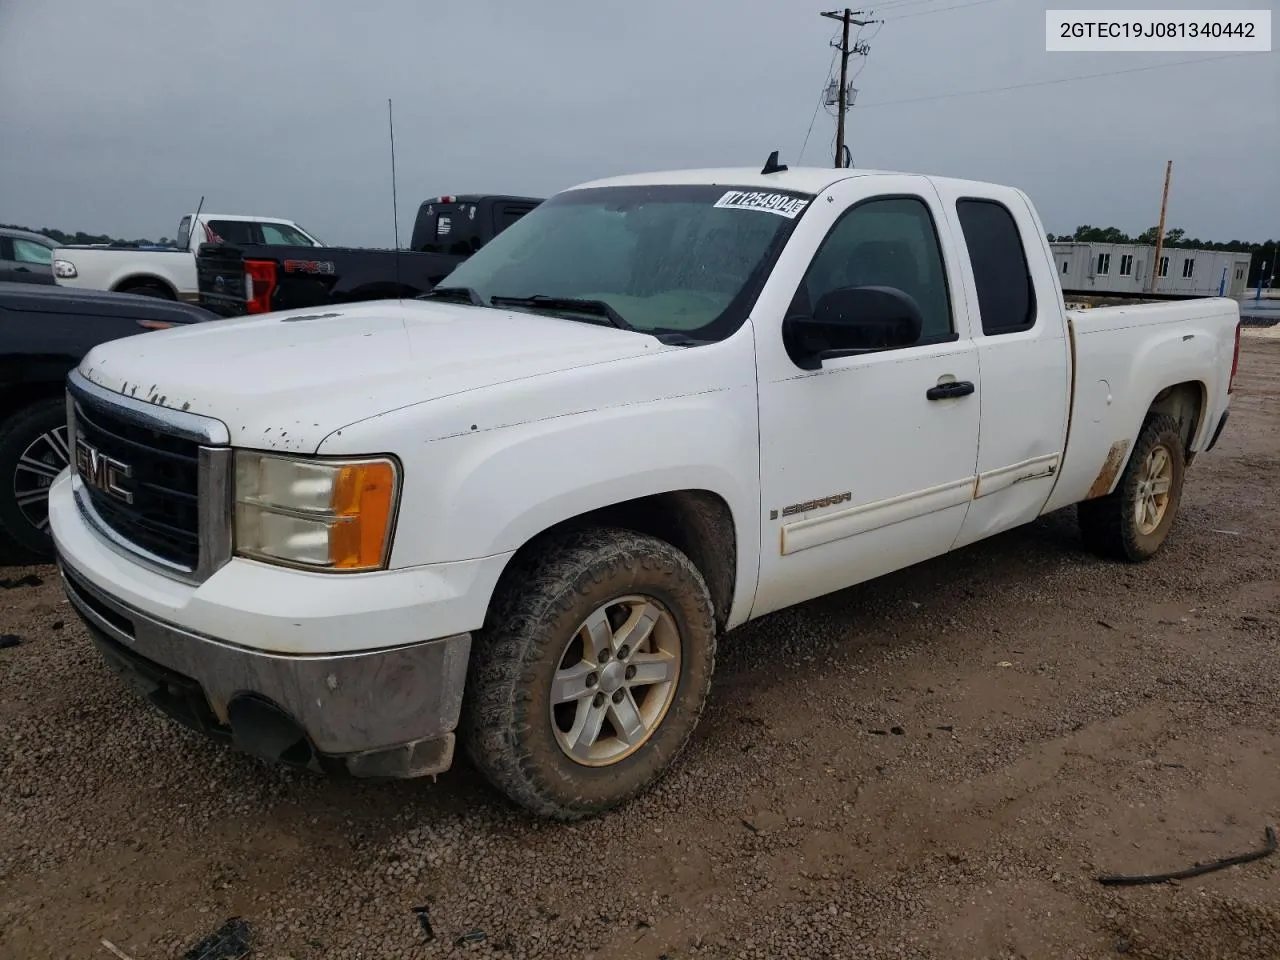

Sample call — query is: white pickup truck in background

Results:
[51,212,322,302]
[49,161,1241,820]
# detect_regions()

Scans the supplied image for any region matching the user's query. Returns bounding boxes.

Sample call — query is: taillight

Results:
[1228,321,1241,394]
[244,259,277,314]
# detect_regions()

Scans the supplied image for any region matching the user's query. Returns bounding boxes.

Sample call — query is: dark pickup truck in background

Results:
[0,282,216,561]
[195,194,542,317]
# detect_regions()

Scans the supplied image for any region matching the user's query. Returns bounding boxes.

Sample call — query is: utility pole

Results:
[1149,160,1172,294]
[821,9,875,169]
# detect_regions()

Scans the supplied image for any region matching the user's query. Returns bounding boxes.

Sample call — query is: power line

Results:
[863,0,938,11]
[868,0,954,13]
[852,52,1273,109]
[880,0,997,20]
[798,44,840,163]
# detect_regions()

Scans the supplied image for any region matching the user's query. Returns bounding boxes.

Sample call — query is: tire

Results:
[461,527,717,820]
[119,282,173,300]
[1078,413,1185,562]
[0,398,71,562]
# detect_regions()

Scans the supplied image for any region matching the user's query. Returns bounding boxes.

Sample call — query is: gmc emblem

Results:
[75,438,133,504]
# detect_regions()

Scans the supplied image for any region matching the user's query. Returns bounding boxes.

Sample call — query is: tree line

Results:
[1047,226,1276,286]
[1,223,174,247]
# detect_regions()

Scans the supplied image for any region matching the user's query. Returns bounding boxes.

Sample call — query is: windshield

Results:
[437,183,813,339]
[262,222,321,246]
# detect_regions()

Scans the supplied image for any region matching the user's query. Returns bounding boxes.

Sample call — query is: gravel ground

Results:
[2,339,1277,960]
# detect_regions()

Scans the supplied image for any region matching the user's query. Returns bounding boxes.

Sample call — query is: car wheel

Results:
[0,398,71,561]
[120,283,173,300]
[1078,413,1185,562]
[462,527,717,820]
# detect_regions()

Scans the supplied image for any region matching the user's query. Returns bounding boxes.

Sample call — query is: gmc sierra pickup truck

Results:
[49,161,1240,820]
[195,194,542,316]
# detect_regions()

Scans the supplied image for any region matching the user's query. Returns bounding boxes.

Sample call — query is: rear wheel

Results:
[461,528,716,819]
[1078,413,1185,562]
[118,282,173,300]
[0,399,70,561]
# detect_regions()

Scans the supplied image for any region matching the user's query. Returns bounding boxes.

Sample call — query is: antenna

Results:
[761,150,788,175]
[191,194,205,247]
[388,97,403,297]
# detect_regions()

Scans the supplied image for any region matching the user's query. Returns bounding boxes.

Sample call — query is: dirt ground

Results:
[2,339,1277,960]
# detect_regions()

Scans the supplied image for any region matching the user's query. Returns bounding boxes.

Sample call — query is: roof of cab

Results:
[568,166,893,195]
[565,166,1023,202]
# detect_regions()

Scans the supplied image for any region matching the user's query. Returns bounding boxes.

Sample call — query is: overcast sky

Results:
[1,0,1275,246]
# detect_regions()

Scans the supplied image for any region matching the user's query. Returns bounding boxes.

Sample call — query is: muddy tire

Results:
[461,527,717,820]
[1078,413,1185,562]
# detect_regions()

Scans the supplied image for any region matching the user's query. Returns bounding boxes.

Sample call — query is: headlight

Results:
[53,259,78,278]
[233,452,400,571]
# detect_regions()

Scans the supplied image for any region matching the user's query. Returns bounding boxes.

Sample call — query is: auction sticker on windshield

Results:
[713,190,811,218]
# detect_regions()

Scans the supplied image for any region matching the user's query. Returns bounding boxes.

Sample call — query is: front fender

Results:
[411,390,759,563]
[318,334,763,621]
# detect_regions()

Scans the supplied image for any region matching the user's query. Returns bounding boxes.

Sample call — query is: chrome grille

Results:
[66,369,232,582]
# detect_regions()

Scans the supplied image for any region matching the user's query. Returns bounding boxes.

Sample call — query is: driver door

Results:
[751,177,981,618]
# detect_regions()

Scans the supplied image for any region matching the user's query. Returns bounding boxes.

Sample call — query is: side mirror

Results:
[783,285,924,370]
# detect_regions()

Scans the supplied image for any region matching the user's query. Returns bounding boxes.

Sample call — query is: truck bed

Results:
[1045,295,1240,514]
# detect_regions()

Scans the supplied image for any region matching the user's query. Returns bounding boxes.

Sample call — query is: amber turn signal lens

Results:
[328,461,397,569]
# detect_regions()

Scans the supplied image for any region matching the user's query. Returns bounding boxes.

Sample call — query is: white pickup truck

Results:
[51,212,322,302]
[49,161,1241,820]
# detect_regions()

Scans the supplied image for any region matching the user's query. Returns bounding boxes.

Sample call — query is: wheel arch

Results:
[1145,379,1207,464]
[112,274,178,298]
[0,376,71,424]
[485,489,738,636]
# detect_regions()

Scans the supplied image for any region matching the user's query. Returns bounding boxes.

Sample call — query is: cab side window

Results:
[12,239,53,264]
[955,198,1037,336]
[790,196,954,344]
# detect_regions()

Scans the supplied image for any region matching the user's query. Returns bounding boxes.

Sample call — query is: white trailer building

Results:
[1051,242,1253,298]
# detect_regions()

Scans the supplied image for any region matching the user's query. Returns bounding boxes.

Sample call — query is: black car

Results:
[0,227,59,285]
[196,194,542,317]
[0,282,217,561]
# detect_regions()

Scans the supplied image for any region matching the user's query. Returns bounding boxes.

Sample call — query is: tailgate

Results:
[196,242,249,317]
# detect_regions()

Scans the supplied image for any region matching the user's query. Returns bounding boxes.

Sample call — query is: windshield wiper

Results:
[651,332,712,347]
[489,294,633,331]
[419,285,485,306]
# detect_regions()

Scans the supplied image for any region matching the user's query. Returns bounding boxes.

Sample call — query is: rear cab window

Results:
[416,200,483,254]
[955,198,1038,336]
[205,220,263,246]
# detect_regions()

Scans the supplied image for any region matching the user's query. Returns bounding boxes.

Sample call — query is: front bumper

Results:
[59,558,471,777]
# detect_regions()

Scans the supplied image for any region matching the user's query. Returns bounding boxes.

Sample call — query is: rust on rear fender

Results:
[1085,440,1130,499]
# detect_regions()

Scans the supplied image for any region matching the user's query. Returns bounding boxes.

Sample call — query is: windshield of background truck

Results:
[438,184,813,338]
[260,222,319,246]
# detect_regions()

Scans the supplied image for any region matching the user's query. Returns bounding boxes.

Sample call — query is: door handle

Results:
[14,267,29,272]
[926,380,975,401]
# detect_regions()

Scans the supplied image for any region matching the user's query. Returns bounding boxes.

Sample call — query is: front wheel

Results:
[461,528,717,820]
[1078,413,1186,562]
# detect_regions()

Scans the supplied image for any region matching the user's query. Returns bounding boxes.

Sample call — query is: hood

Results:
[79,299,676,452]
[0,281,213,323]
